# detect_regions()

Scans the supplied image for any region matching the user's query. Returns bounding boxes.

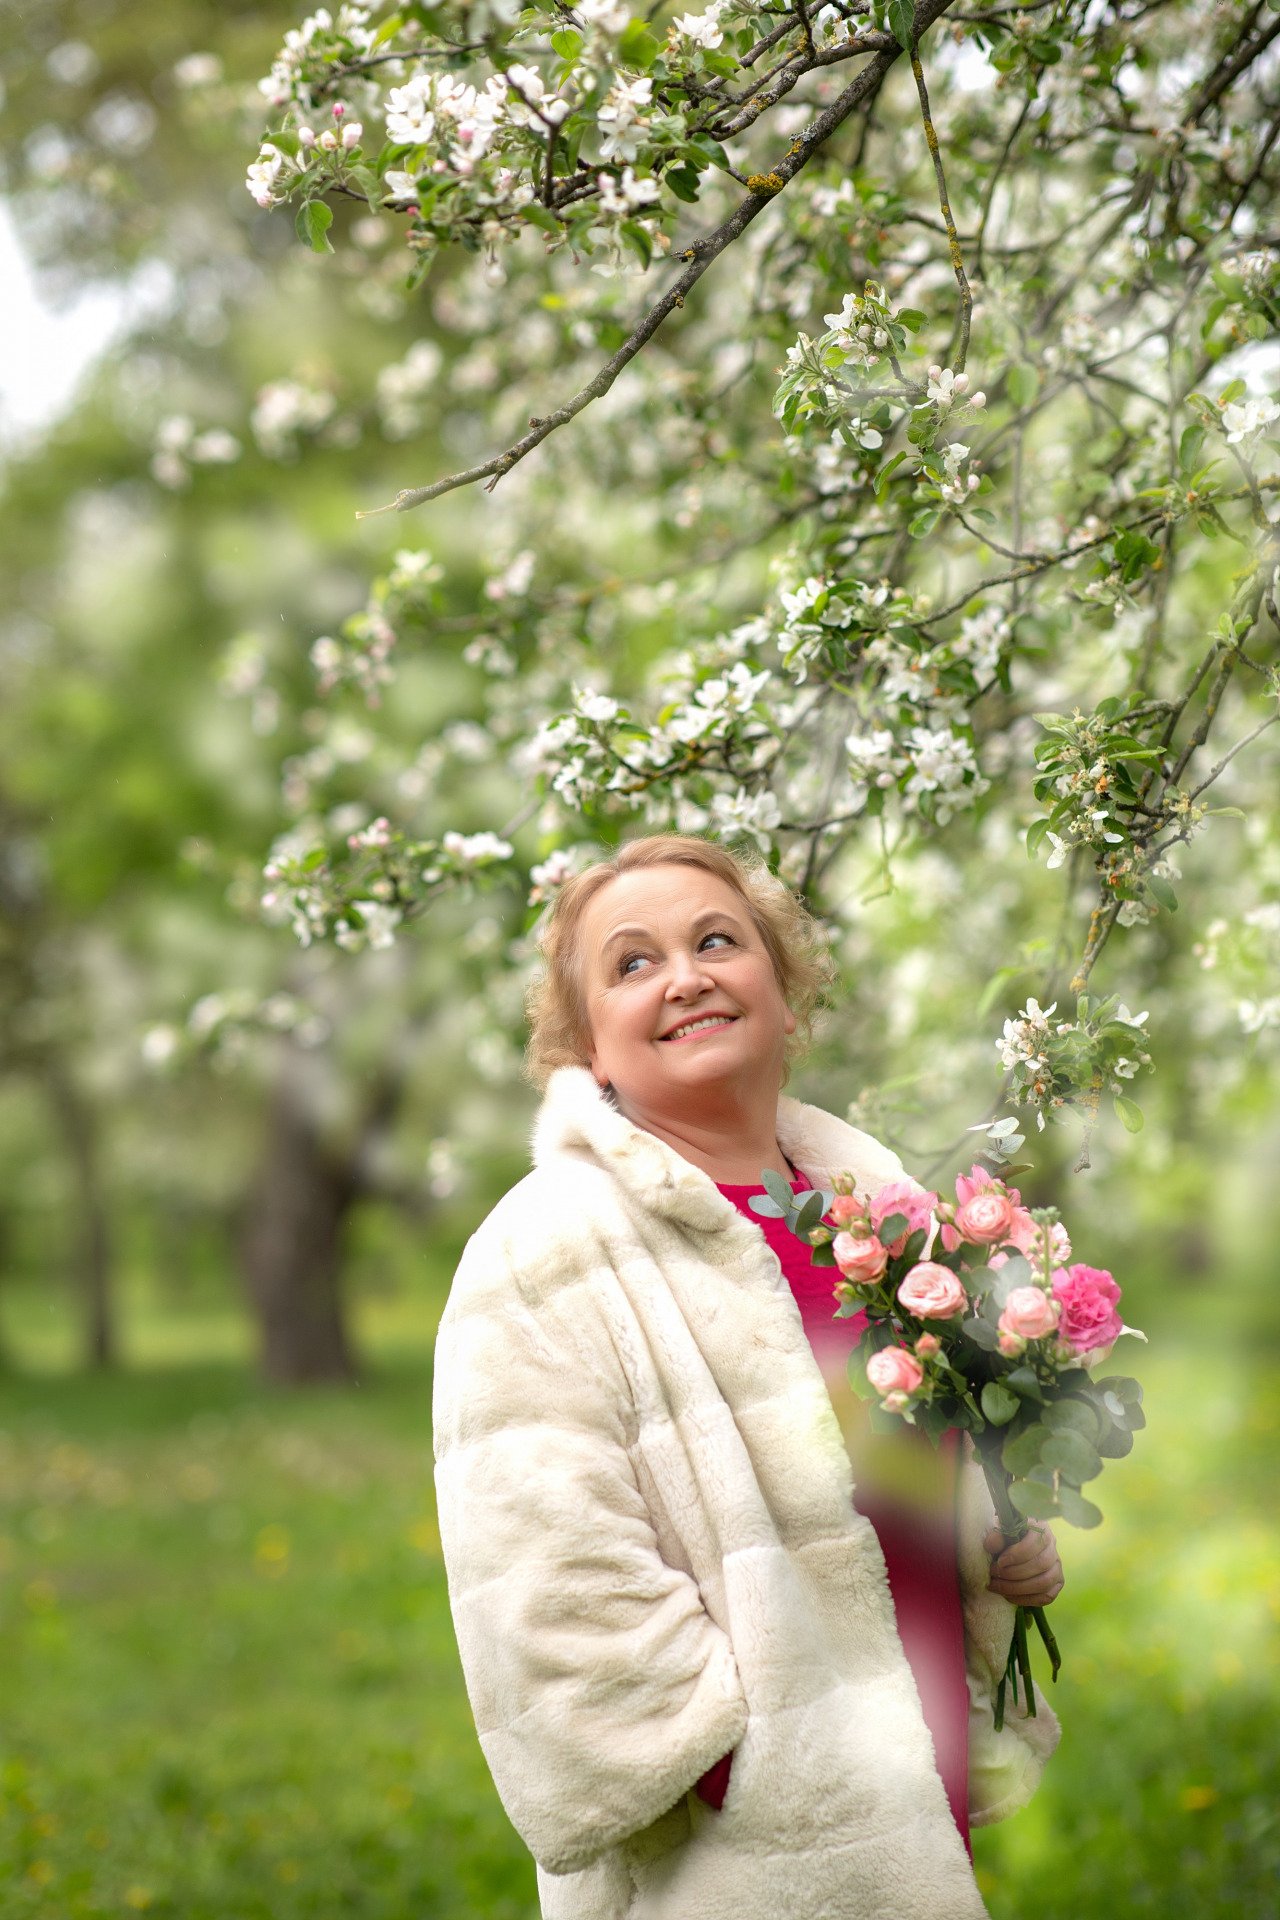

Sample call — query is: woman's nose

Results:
[665,947,715,997]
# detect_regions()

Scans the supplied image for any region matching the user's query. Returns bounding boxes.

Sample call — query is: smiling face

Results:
[579,863,796,1125]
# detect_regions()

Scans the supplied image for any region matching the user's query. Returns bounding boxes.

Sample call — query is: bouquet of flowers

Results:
[752,1144,1145,1726]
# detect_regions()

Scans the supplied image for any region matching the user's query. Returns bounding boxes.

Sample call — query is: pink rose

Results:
[866,1346,924,1398]
[955,1187,1017,1247]
[914,1332,941,1358]
[833,1233,888,1283]
[997,1329,1026,1358]
[955,1164,1022,1209]
[997,1285,1061,1344]
[897,1261,968,1320]
[869,1179,937,1256]
[1052,1263,1123,1360]
[829,1193,865,1229]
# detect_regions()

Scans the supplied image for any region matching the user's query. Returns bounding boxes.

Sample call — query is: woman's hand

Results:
[983,1524,1064,1607]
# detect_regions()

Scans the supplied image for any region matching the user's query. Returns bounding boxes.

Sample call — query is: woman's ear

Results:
[783,1004,797,1037]
[588,1046,611,1089]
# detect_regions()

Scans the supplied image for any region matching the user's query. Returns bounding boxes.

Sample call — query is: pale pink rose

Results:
[955,1186,1017,1247]
[880,1391,911,1413]
[829,1192,865,1229]
[832,1233,888,1283]
[997,1329,1026,1358]
[869,1179,937,1256]
[1052,1263,1123,1358]
[866,1346,924,1397]
[997,1285,1061,1343]
[897,1261,967,1320]
[1007,1208,1038,1254]
[914,1333,941,1358]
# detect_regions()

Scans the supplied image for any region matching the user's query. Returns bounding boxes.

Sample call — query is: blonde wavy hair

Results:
[525,835,832,1088]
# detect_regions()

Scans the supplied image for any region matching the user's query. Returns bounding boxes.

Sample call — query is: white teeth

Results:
[665,1015,734,1040]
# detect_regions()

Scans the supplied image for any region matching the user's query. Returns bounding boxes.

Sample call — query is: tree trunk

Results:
[240,1051,359,1385]
[47,1069,115,1370]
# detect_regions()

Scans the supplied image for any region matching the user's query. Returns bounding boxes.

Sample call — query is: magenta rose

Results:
[997,1285,1061,1346]
[1052,1263,1123,1359]
[870,1179,937,1256]
[833,1233,888,1283]
[866,1346,924,1399]
[897,1261,967,1320]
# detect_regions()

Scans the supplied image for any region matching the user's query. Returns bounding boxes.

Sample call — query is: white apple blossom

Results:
[926,365,970,411]
[246,143,287,207]
[442,831,514,867]
[671,4,726,50]
[578,0,631,30]
[576,689,621,724]
[1221,395,1279,443]
[710,787,782,849]
[596,77,653,164]
[382,169,420,202]
[504,65,571,127]
[385,74,436,144]
[250,379,336,459]
[597,166,661,215]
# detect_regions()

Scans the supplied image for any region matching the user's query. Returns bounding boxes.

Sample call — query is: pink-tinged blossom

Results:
[869,1178,937,1255]
[897,1262,967,1320]
[866,1346,924,1399]
[1052,1264,1123,1358]
[832,1233,888,1283]
[997,1286,1061,1346]
[914,1332,941,1358]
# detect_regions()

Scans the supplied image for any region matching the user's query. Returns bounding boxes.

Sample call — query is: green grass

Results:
[1,1311,1277,1917]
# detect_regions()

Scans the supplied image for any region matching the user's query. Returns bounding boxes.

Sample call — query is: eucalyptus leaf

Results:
[1057,1486,1103,1528]
[877,1212,909,1246]
[747,1194,786,1218]
[981,1382,1021,1426]
[1043,1397,1101,1442]
[962,1315,1000,1351]
[1010,1479,1061,1520]
[1041,1430,1103,1484]
[1002,1422,1048,1475]
[1004,1366,1046,1402]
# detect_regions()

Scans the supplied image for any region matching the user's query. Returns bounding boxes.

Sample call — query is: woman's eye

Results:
[620,953,649,976]
[700,931,734,951]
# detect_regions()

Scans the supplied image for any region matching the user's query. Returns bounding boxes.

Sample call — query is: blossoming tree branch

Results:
[237,0,1280,1162]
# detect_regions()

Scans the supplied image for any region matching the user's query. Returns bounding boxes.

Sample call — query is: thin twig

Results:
[910,41,972,370]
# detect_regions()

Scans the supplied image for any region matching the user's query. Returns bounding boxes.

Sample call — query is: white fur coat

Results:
[433,1068,1059,1920]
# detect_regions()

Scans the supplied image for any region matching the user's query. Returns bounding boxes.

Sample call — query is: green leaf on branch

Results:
[1113,1095,1144,1133]
[1146,874,1178,911]
[1004,1365,1046,1402]
[550,28,582,59]
[1008,362,1039,408]
[1043,1397,1101,1441]
[897,309,926,332]
[887,0,915,50]
[664,166,702,203]
[297,200,334,254]
[877,1212,909,1246]
[618,18,660,67]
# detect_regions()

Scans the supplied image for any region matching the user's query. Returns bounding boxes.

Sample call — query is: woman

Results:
[434,835,1063,1920]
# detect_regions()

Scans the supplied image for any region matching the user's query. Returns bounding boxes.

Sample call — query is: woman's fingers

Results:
[983,1523,1065,1604]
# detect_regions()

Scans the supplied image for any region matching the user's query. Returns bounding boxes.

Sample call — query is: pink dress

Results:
[716,1177,971,1849]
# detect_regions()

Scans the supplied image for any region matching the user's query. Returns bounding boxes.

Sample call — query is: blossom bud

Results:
[341,122,363,149]
[915,1333,941,1358]
[319,129,339,150]
[928,364,943,381]
[298,125,316,147]
[332,102,346,118]
[953,372,969,393]
[969,392,986,408]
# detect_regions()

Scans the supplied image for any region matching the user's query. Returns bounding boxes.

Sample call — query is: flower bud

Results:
[953,372,969,393]
[298,125,317,147]
[319,129,339,150]
[928,364,943,381]
[969,392,986,408]
[341,122,363,149]
[915,1333,941,1358]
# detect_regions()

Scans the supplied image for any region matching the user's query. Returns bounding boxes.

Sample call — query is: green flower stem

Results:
[1031,1604,1062,1682]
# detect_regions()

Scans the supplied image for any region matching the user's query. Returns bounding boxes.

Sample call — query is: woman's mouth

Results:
[658,1014,740,1043]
